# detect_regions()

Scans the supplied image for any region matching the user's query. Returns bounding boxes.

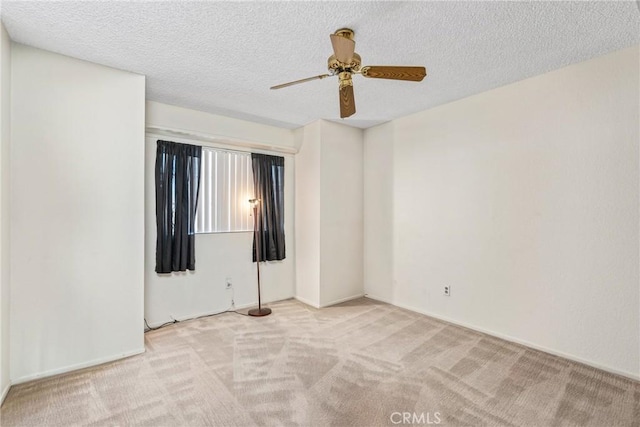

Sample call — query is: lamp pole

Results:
[248,199,272,317]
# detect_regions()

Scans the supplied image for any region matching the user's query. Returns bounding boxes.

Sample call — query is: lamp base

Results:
[248,307,272,317]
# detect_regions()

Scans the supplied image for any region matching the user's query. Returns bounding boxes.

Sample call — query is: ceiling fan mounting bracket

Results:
[333,28,355,40]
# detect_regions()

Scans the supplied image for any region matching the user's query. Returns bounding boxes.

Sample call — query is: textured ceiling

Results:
[2,1,639,129]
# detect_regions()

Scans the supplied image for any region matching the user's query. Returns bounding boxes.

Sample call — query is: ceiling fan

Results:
[270,28,427,119]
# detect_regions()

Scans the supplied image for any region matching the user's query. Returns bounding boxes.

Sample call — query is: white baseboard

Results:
[294,293,365,309]
[364,295,640,382]
[234,301,265,310]
[363,292,393,305]
[11,347,146,385]
[0,381,10,406]
[294,295,320,309]
[146,297,294,328]
[147,307,240,328]
[320,293,365,308]
[233,299,285,311]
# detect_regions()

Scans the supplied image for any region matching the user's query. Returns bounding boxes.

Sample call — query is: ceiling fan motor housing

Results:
[328,52,361,74]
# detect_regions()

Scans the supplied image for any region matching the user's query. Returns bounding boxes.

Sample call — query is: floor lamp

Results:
[248,199,272,317]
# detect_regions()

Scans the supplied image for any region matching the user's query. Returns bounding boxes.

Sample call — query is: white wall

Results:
[144,102,296,326]
[294,122,321,307]
[147,101,294,149]
[364,46,640,378]
[319,121,364,307]
[10,44,146,383]
[0,22,11,402]
[295,120,364,308]
[363,122,393,303]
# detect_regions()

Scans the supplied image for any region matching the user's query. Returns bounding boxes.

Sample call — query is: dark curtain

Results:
[155,140,202,273]
[251,153,285,261]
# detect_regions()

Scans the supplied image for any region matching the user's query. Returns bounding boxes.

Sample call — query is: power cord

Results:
[144,307,250,333]
[144,318,177,331]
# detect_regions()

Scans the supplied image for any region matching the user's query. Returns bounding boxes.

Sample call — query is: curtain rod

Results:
[145,125,298,155]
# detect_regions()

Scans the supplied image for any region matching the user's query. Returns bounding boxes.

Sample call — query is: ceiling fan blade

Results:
[270,74,331,90]
[361,66,427,82]
[339,85,356,118]
[330,34,355,63]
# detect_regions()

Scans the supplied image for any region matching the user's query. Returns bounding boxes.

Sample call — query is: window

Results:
[195,147,254,233]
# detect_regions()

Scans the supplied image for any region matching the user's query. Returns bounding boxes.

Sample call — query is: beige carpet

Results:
[1,298,638,426]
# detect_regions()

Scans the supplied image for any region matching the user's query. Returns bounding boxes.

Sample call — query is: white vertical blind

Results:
[195,147,254,233]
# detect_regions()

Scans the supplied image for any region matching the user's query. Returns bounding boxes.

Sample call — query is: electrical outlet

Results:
[226,278,233,289]
[444,286,451,296]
